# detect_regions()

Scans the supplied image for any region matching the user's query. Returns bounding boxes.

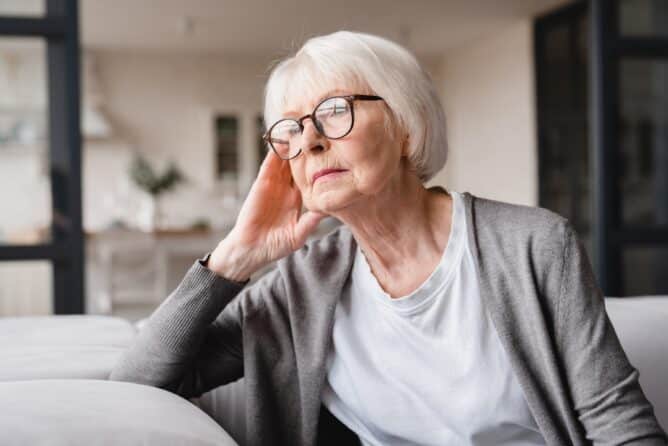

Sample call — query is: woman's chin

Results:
[308,189,355,215]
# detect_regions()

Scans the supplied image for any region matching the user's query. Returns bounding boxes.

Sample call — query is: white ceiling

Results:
[80,0,571,59]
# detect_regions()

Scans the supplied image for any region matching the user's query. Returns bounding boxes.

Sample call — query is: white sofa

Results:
[604,297,668,431]
[0,315,238,446]
[1,297,666,445]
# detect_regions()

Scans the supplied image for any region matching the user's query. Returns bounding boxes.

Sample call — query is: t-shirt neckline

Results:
[352,189,466,316]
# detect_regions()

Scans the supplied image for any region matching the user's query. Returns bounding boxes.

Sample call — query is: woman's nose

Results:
[300,119,327,154]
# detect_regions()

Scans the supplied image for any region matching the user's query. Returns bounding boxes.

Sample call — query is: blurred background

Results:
[0,0,666,321]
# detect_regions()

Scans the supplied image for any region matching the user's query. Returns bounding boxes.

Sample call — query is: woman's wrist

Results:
[206,238,258,283]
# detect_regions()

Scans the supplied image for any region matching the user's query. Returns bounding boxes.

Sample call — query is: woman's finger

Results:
[257,149,281,179]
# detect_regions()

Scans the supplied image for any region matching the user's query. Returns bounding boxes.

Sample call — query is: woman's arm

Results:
[556,222,667,444]
[108,257,251,399]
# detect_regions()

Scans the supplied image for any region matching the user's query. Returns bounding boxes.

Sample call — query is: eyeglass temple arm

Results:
[348,94,383,101]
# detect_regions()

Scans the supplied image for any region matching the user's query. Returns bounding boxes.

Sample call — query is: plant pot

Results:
[137,194,163,232]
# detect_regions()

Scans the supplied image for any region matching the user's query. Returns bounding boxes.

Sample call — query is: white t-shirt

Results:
[321,190,545,446]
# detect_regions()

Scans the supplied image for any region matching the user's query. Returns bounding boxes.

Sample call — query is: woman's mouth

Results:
[312,168,348,183]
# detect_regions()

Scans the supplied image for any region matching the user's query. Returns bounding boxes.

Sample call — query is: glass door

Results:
[536,0,668,296]
[0,0,84,314]
[591,0,668,296]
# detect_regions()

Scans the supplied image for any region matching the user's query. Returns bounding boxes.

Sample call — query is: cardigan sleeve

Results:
[556,222,667,445]
[109,259,277,399]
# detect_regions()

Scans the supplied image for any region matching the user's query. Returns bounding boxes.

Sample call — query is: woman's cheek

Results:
[295,172,312,200]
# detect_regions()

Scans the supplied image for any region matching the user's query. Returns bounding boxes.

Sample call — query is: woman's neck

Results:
[332,169,453,298]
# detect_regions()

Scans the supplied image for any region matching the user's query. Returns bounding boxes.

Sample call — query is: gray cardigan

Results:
[110,191,667,445]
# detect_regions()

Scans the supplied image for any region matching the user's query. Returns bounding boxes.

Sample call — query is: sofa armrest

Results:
[0,315,136,381]
[0,379,238,445]
[605,296,668,432]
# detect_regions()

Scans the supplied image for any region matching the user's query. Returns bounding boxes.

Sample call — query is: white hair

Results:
[263,30,448,183]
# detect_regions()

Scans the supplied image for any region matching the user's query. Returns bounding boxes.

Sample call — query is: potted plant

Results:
[128,154,184,231]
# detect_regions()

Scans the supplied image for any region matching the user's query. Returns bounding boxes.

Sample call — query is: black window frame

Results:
[0,0,84,313]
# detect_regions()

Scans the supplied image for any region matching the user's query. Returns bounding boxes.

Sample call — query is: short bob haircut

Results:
[263,30,448,183]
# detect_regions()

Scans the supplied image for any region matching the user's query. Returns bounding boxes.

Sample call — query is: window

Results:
[0,37,50,246]
[619,59,668,228]
[0,0,84,314]
[619,0,668,37]
[535,0,668,296]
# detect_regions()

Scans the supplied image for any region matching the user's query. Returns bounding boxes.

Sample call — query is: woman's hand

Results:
[207,151,326,281]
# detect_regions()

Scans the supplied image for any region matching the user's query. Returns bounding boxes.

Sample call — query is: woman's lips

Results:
[313,169,347,183]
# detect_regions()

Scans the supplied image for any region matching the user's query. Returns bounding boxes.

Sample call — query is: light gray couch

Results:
[1,297,666,445]
[0,315,238,446]
[604,297,668,431]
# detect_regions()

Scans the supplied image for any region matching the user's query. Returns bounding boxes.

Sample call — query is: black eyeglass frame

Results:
[262,94,384,160]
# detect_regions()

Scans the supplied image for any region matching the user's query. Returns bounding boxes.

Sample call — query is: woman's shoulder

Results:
[466,192,568,230]
[465,193,584,310]
[464,192,578,268]
[465,192,573,241]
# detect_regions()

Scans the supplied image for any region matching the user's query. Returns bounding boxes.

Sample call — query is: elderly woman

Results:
[110,31,666,445]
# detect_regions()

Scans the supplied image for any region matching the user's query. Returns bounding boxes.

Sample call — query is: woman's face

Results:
[282,86,406,214]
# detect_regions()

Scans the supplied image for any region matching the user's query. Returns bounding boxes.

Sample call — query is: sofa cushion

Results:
[605,296,668,431]
[0,315,136,381]
[0,379,238,446]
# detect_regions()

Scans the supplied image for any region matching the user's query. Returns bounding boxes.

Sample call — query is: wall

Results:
[94,50,268,189]
[428,20,538,207]
[82,50,272,231]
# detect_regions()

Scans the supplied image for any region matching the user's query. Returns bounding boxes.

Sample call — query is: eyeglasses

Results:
[263,94,384,160]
